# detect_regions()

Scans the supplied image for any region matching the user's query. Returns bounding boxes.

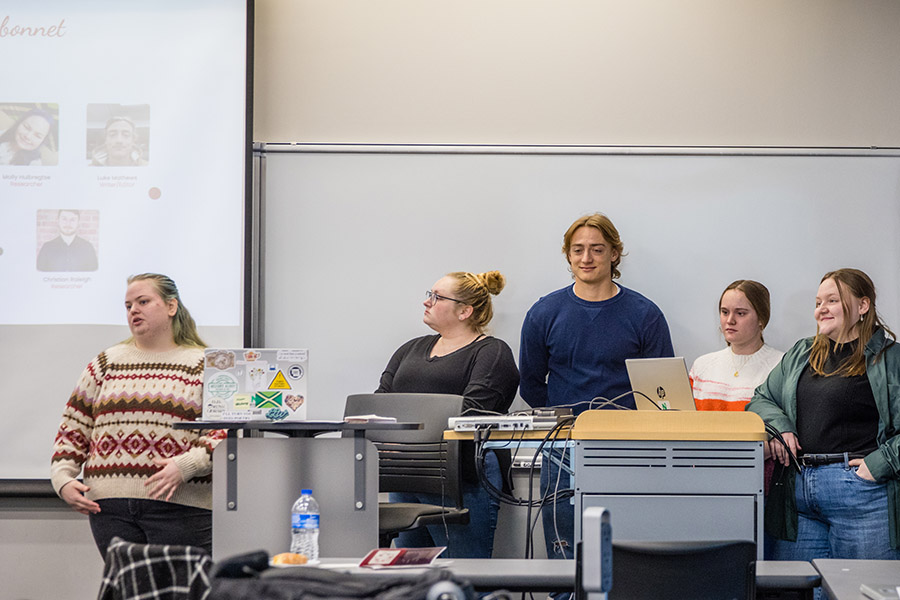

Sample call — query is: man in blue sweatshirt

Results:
[519,212,674,560]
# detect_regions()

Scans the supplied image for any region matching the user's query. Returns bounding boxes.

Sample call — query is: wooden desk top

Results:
[572,410,766,441]
[444,410,767,442]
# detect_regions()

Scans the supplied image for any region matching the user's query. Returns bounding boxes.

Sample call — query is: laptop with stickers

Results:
[625,357,697,411]
[202,348,308,422]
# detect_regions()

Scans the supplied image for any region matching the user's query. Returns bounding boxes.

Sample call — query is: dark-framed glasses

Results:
[425,290,466,305]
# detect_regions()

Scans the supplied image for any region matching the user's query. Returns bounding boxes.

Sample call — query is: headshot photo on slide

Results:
[86,103,149,167]
[35,208,99,272]
[0,102,59,166]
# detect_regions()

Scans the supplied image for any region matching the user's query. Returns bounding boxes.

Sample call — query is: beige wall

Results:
[254,0,900,147]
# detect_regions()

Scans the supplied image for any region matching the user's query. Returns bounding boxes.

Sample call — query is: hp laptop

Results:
[625,357,697,411]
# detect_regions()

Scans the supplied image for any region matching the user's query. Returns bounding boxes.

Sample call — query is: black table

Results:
[175,419,421,437]
[175,420,420,512]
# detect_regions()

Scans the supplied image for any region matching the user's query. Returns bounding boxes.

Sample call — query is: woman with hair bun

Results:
[376,270,520,558]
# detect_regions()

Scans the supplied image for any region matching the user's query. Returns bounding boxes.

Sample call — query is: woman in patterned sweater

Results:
[51,273,224,555]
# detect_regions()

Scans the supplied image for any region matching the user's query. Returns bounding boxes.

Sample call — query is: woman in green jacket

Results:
[746,268,900,561]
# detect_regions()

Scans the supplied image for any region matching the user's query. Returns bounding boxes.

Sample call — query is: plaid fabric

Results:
[210,566,475,600]
[97,537,212,600]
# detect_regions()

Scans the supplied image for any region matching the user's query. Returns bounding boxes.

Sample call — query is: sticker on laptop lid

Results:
[206,372,238,400]
[277,349,308,362]
[269,370,291,390]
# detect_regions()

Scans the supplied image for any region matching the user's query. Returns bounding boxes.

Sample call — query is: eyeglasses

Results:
[425,290,466,305]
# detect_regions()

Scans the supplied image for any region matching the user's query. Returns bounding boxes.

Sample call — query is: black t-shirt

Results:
[796,339,878,455]
[377,334,520,488]
[377,334,519,414]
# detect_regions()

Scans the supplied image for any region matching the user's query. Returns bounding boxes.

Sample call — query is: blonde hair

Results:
[809,268,895,377]
[561,213,626,280]
[124,273,206,348]
[447,270,506,333]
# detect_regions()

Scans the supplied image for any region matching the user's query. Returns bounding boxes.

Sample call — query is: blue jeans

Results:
[390,450,501,558]
[773,462,900,561]
[89,498,212,557]
[540,447,574,560]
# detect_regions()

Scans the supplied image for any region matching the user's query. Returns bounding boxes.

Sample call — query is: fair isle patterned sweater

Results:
[51,343,224,510]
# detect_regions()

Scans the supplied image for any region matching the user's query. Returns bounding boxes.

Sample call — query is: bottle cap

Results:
[301,489,312,495]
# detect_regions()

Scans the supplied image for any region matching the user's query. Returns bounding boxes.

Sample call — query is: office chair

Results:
[344,393,470,548]
[606,539,757,600]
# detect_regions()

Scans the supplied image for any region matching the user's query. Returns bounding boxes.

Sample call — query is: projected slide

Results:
[0,1,246,326]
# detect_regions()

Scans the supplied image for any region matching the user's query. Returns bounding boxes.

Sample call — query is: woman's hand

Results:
[145,458,184,501]
[59,480,101,515]
[769,431,801,467]
[849,457,875,481]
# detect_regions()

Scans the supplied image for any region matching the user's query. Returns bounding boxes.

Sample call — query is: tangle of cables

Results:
[467,389,717,559]
[764,422,802,474]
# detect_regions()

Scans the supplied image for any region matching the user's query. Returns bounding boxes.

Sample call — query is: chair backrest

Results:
[344,393,465,505]
[607,540,756,600]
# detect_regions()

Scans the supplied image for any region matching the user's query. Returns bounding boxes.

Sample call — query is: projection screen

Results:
[0,0,249,478]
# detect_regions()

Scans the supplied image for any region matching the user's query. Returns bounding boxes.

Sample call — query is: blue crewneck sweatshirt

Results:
[519,283,674,412]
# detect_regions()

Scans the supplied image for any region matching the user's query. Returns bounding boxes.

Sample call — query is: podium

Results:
[175,420,420,560]
[571,411,766,559]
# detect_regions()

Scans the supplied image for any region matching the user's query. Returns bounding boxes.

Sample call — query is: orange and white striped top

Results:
[689,345,784,411]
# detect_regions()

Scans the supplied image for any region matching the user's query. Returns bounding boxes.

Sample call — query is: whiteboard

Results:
[260,148,900,419]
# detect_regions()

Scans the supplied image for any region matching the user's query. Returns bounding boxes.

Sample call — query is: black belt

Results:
[798,452,866,467]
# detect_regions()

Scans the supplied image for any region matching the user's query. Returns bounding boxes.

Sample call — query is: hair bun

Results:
[477,271,506,295]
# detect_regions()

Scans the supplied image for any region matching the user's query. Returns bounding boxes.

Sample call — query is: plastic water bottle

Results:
[290,489,319,561]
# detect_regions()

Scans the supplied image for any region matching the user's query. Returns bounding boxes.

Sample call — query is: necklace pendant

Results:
[733,370,739,377]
